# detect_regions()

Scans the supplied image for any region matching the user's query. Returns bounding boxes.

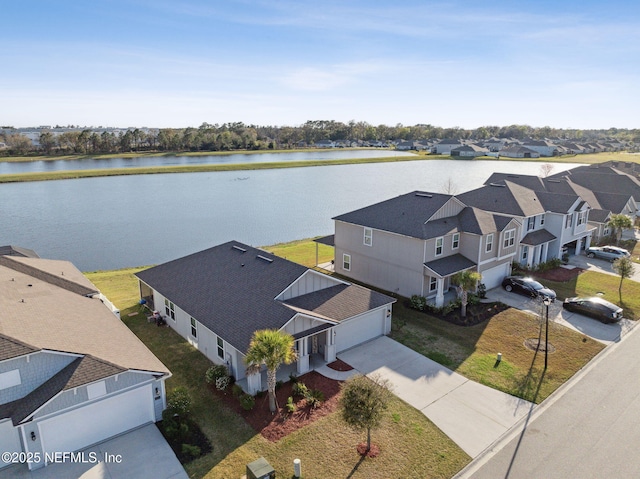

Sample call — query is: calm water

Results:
[0,149,416,174]
[0,159,581,271]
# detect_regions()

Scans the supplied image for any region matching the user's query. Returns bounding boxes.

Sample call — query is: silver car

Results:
[585,246,630,262]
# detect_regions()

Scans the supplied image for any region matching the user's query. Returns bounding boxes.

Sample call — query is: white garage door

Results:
[481,263,510,290]
[0,420,21,469]
[335,310,385,353]
[39,385,154,459]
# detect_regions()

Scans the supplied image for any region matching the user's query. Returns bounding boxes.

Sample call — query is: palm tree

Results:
[608,214,633,245]
[452,270,483,317]
[245,329,297,413]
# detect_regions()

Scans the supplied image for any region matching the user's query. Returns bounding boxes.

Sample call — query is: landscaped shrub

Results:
[239,393,255,411]
[410,294,427,311]
[305,389,325,408]
[205,364,228,385]
[164,420,189,443]
[231,383,243,398]
[289,372,298,383]
[181,443,201,459]
[166,386,192,418]
[215,375,230,391]
[285,396,297,413]
[292,381,308,398]
[477,283,487,299]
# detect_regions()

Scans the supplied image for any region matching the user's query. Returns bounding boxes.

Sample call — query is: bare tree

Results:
[539,163,554,177]
[440,177,459,194]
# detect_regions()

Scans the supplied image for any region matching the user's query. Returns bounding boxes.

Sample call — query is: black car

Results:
[501,276,557,302]
[563,297,624,323]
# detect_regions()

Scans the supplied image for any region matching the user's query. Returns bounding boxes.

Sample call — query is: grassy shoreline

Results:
[1,150,635,183]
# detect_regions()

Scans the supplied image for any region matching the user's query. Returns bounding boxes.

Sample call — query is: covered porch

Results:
[314,235,335,272]
[519,229,557,269]
[423,254,477,307]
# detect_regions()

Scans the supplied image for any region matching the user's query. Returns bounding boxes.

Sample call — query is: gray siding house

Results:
[135,241,394,394]
[0,255,169,471]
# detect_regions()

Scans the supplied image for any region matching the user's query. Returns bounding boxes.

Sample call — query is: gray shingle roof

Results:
[456,182,546,217]
[0,245,39,258]
[136,242,310,352]
[424,254,476,278]
[551,168,640,202]
[333,192,455,239]
[521,229,557,246]
[0,334,38,361]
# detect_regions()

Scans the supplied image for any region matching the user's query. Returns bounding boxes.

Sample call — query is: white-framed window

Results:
[165,298,175,321]
[363,227,373,246]
[190,317,197,338]
[540,214,545,226]
[486,233,494,253]
[577,210,586,225]
[521,247,528,261]
[0,370,21,390]
[217,337,224,359]
[527,217,535,231]
[565,214,573,228]
[343,253,351,271]
[603,226,610,236]
[503,229,515,248]
[429,276,437,292]
[435,237,443,256]
[452,233,460,249]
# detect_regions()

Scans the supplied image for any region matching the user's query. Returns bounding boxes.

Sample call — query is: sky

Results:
[2,0,640,130]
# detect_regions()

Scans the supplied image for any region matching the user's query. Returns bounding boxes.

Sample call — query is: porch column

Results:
[324,328,336,363]
[297,338,310,374]
[246,371,261,395]
[575,237,583,255]
[435,277,445,307]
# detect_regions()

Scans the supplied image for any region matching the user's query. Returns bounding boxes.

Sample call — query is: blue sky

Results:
[2,1,639,129]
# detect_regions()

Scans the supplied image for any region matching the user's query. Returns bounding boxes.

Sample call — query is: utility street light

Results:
[543,297,550,370]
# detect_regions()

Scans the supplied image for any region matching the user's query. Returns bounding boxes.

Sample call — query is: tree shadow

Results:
[345,455,367,479]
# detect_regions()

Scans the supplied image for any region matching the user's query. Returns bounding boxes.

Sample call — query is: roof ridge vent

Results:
[489,183,506,187]
[256,254,273,263]
[415,192,433,198]
[232,245,247,252]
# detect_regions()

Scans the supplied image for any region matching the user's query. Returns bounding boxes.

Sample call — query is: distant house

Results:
[135,242,394,394]
[498,145,541,158]
[433,139,464,155]
[521,140,559,157]
[450,144,489,158]
[314,139,335,148]
[0,254,169,471]
[332,192,520,306]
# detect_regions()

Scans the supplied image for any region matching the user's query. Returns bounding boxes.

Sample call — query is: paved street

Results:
[456,318,640,479]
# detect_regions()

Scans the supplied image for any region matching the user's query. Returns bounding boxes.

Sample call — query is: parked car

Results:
[563,297,623,323]
[501,276,557,302]
[585,246,630,262]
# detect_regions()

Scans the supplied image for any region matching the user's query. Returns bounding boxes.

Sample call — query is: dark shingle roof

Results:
[0,245,39,258]
[0,334,38,361]
[456,182,545,217]
[521,229,557,246]
[424,254,476,277]
[588,209,611,223]
[333,192,455,239]
[136,242,309,352]
[551,168,640,202]
[283,284,394,322]
[314,235,335,246]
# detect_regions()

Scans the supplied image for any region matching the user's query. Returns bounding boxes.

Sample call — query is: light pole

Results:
[543,297,550,370]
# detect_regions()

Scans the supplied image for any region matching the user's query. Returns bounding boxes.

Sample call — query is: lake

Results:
[0,159,582,271]
[0,149,416,174]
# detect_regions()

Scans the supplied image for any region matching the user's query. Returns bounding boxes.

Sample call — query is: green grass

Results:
[391,302,604,403]
[262,237,334,268]
[535,270,640,320]
[85,266,470,478]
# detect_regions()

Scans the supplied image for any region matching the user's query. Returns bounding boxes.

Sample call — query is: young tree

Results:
[245,329,297,413]
[339,374,392,454]
[451,270,483,317]
[539,163,554,177]
[612,256,635,300]
[608,214,633,245]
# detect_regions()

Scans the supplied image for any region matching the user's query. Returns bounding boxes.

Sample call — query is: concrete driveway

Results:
[0,424,187,479]
[486,287,636,344]
[338,336,533,458]
[568,251,640,282]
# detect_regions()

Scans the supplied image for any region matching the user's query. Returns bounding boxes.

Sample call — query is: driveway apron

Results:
[338,336,533,458]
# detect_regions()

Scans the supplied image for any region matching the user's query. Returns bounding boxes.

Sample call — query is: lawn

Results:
[262,237,334,268]
[86,267,470,479]
[535,270,640,320]
[390,301,604,404]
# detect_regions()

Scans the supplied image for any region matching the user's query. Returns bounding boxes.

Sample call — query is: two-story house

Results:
[332,192,520,307]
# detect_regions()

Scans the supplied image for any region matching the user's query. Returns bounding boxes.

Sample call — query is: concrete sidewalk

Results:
[338,336,533,458]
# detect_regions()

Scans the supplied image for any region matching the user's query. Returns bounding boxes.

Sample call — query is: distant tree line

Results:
[1,120,639,157]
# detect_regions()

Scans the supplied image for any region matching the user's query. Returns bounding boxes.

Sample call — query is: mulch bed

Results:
[157,417,213,464]
[327,359,354,371]
[532,266,584,282]
[440,302,510,326]
[213,371,342,442]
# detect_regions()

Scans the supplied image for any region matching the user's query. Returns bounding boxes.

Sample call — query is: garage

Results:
[38,384,154,460]
[334,309,387,353]
[0,420,21,469]
[481,262,511,290]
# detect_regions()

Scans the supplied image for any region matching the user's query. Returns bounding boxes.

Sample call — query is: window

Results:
[217,337,224,359]
[540,214,545,226]
[521,247,528,261]
[486,233,494,253]
[343,253,351,271]
[503,229,515,248]
[604,226,610,236]
[435,237,443,256]
[165,299,175,321]
[190,317,197,338]
[363,227,373,246]
[527,217,535,231]
[429,276,437,292]
[577,210,586,225]
[0,370,21,390]
[87,381,107,400]
[452,233,460,249]
[565,214,573,228]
